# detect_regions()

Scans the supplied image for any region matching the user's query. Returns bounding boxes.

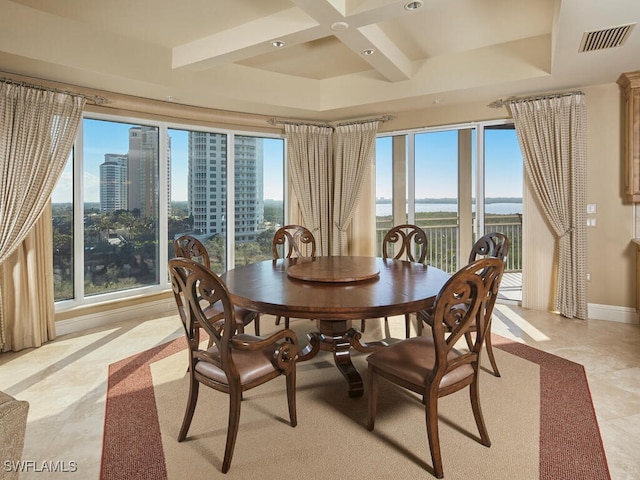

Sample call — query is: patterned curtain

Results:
[0,82,85,350]
[284,124,333,255]
[332,121,378,255]
[508,93,587,319]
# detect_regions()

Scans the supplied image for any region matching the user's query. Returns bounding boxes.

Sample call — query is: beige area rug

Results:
[153,346,538,479]
[101,318,610,480]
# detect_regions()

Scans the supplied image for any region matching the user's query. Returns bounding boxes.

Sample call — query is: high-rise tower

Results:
[188,133,263,241]
[99,154,128,213]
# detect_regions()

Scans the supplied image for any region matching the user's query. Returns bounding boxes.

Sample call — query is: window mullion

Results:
[226,133,235,269]
[74,120,85,302]
[158,126,169,285]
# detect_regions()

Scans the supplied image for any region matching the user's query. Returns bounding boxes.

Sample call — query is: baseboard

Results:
[588,303,639,324]
[55,297,176,337]
[54,298,639,337]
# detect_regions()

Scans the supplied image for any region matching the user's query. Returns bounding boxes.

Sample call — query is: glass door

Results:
[480,123,523,302]
[413,130,461,273]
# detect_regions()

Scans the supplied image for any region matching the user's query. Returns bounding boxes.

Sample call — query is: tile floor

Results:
[0,305,638,480]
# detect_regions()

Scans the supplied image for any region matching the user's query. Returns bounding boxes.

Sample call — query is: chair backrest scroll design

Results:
[272,225,317,259]
[168,258,238,373]
[429,257,504,380]
[382,224,428,264]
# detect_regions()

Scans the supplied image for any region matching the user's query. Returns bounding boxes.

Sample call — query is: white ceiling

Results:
[1,0,639,122]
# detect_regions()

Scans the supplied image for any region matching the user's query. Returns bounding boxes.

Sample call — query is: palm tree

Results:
[97,213,115,242]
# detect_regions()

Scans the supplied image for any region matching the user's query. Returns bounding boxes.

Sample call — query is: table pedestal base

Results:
[298,319,387,397]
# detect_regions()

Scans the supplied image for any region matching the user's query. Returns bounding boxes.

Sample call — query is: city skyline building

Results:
[99,154,128,213]
[98,126,161,218]
[188,133,264,241]
[127,126,159,218]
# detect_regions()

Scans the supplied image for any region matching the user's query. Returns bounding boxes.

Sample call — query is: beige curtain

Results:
[1,206,56,350]
[285,124,333,255]
[508,93,587,319]
[332,121,378,255]
[0,82,85,351]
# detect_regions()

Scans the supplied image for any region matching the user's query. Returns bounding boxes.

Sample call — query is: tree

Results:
[97,213,115,241]
[117,210,137,239]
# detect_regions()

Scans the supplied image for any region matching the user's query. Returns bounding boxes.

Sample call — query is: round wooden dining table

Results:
[221,256,450,397]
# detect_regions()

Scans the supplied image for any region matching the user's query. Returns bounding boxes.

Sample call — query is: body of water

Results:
[376,202,522,216]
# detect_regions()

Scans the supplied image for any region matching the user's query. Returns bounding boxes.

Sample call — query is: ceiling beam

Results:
[172,7,323,70]
[173,0,417,81]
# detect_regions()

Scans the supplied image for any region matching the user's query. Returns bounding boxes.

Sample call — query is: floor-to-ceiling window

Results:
[52,114,285,308]
[376,128,463,272]
[83,119,160,297]
[479,123,523,300]
[376,121,523,301]
[168,128,229,273]
[233,136,284,267]
[375,136,395,254]
[414,129,461,272]
[52,153,74,302]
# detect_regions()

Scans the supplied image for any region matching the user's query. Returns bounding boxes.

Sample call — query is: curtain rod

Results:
[267,113,393,128]
[0,77,108,105]
[488,90,585,109]
[267,117,332,128]
[336,114,393,126]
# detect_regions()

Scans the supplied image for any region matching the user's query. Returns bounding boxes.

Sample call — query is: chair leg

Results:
[178,377,199,442]
[284,317,290,329]
[366,365,378,431]
[275,315,281,325]
[360,319,366,332]
[470,378,491,448]
[222,385,243,474]
[286,369,297,427]
[254,313,261,336]
[485,321,501,377]
[405,314,411,338]
[425,390,444,479]
[416,313,423,336]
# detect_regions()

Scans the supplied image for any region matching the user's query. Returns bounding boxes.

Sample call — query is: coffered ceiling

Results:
[1,0,639,122]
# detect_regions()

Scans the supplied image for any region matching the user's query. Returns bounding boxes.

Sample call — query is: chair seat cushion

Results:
[194,334,279,385]
[366,336,473,389]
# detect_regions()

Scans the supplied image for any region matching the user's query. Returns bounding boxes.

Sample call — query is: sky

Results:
[52,119,285,203]
[52,120,523,204]
[376,128,523,200]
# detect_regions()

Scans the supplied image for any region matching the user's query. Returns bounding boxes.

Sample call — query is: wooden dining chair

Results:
[272,224,316,260]
[418,232,509,377]
[362,224,428,338]
[464,232,510,376]
[271,225,316,329]
[366,257,504,479]
[168,258,298,474]
[174,235,261,336]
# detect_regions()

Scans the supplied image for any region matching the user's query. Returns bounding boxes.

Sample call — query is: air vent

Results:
[579,24,635,52]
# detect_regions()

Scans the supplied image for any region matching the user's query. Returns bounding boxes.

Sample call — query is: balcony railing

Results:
[376,214,522,274]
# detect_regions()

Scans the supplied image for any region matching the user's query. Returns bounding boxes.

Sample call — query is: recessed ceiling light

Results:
[404,1,423,11]
[331,21,349,31]
[362,49,375,56]
[272,40,285,48]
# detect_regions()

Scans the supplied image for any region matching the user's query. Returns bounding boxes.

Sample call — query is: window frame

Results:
[54,111,286,313]
[375,118,516,269]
